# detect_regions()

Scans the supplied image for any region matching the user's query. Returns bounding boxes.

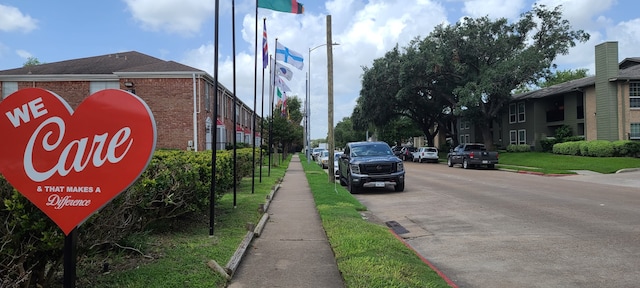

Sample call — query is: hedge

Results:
[0,148,260,287]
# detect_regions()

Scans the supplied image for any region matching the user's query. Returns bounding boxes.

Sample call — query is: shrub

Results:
[612,140,640,157]
[552,141,584,155]
[581,140,614,157]
[0,149,256,287]
[540,138,558,152]
[506,144,531,152]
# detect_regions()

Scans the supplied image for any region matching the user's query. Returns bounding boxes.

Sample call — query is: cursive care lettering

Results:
[24,116,134,182]
[46,194,91,209]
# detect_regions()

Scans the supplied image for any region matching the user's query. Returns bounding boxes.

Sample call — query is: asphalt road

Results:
[352,161,640,288]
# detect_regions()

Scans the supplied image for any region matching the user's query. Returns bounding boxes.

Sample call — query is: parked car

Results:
[412,147,439,163]
[391,145,403,158]
[333,151,343,178]
[312,148,327,161]
[447,143,499,169]
[399,146,416,161]
[317,150,330,168]
[338,141,405,193]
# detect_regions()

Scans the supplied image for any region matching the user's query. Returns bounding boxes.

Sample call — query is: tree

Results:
[334,117,366,148]
[540,68,589,87]
[23,57,43,67]
[268,96,303,160]
[432,4,589,149]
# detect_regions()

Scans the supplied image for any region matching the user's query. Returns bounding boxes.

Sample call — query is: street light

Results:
[306,42,339,164]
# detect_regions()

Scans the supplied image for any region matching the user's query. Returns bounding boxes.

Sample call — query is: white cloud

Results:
[0,4,37,33]
[462,0,527,19]
[16,49,32,59]
[123,0,215,35]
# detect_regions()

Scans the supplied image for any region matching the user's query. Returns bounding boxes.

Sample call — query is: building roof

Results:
[512,59,640,101]
[0,51,203,75]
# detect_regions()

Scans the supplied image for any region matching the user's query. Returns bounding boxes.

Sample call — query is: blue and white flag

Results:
[275,61,294,81]
[275,42,304,70]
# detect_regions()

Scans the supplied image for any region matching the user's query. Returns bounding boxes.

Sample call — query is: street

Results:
[352,161,640,288]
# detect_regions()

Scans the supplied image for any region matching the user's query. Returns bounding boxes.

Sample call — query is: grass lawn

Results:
[497,152,640,174]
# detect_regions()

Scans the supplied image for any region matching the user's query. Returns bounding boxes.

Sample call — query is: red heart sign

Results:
[0,88,156,235]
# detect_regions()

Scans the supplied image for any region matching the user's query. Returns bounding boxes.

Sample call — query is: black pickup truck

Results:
[338,141,405,193]
[447,143,499,169]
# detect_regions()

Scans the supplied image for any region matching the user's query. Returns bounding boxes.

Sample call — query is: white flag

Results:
[275,61,294,81]
[275,42,304,70]
[274,76,291,92]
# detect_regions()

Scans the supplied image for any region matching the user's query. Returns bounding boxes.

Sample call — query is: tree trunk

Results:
[480,122,495,151]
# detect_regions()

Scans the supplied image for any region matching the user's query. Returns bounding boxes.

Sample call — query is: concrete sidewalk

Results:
[227,154,344,288]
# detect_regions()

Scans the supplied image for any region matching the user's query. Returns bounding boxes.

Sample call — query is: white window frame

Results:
[630,82,640,109]
[216,125,226,150]
[518,129,526,145]
[90,81,119,94]
[517,102,526,123]
[631,123,640,140]
[2,82,18,99]
[509,130,517,145]
[509,103,517,123]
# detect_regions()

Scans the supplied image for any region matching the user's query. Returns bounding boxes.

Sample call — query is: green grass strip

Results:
[301,155,450,288]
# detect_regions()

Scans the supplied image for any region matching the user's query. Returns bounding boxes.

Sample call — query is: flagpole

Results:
[260,18,267,183]
[251,0,258,193]
[209,0,220,236]
[232,0,238,207]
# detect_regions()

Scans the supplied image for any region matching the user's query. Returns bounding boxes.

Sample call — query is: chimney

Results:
[594,41,619,141]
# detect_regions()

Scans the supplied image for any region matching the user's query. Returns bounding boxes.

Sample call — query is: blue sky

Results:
[2,0,639,139]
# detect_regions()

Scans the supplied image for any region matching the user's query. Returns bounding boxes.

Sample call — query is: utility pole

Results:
[326,14,335,183]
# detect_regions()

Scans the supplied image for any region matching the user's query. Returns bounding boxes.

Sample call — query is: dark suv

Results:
[338,141,405,193]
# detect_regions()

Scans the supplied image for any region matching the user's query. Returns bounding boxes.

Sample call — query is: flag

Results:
[276,87,284,106]
[274,76,291,92]
[258,0,304,14]
[275,42,304,70]
[275,61,293,80]
[262,18,268,69]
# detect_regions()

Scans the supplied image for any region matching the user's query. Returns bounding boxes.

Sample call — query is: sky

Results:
[1,0,640,140]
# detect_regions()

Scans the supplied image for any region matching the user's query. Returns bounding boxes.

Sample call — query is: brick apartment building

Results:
[0,51,261,151]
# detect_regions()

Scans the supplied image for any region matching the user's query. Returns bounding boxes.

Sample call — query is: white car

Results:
[333,152,343,178]
[317,150,330,168]
[312,148,327,161]
[412,147,439,163]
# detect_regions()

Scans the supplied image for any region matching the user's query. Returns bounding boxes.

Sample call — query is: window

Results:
[518,129,526,145]
[216,125,226,150]
[509,103,516,123]
[205,85,210,112]
[90,81,119,94]
[2,82,18,99]
[459,134,470,144]
[631,123,640,140]
[517,102,525,122]
[509,130,517,145]
[630,82,640,108]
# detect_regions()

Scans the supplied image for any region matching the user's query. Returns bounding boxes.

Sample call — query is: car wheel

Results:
[463,159,470,169]
[447,157,453,167]
[395,182,405,192]
[488,164,495,169]
[348,175,360,194]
